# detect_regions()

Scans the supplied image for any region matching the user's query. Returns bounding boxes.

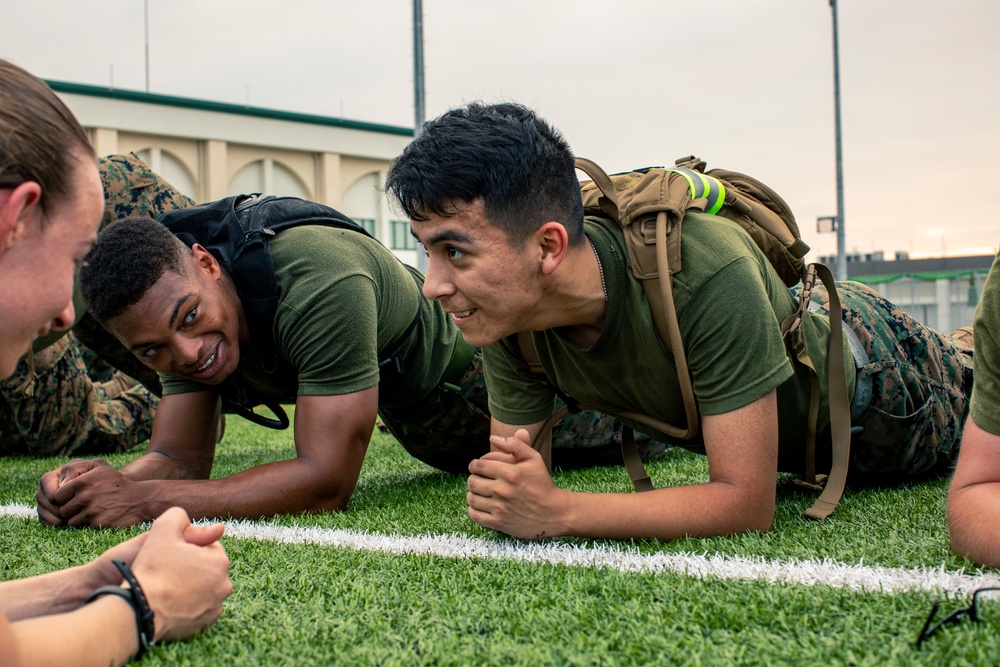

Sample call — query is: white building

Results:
[51,80,420,266]
[819,252,994,333]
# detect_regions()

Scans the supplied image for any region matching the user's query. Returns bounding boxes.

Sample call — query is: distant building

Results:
[817,252,995,332]
[50,80,421,265]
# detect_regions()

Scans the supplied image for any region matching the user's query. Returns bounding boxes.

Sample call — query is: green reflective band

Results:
[705,177,726,215]
[666,168,726,214]
[666,168,701,198]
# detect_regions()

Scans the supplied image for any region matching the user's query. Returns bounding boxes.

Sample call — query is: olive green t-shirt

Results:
[483,211,854,467]
[970,253,1000,434]
[161,226,459,407]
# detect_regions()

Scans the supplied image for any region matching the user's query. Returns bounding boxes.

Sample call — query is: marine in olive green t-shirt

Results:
[484,211,854,472]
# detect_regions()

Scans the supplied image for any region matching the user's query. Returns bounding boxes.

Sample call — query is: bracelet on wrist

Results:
[84,559,156,658]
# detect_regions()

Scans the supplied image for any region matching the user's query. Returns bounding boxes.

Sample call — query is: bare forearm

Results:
[1,596,138,667]
[121,448,213,481]
[947,420,1000,567]
[0,567,88,621]
[128,458,355,522]
[557,481,775,541]
[949,482,1000,567]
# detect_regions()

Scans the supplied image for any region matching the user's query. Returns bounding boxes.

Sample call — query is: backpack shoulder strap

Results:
[513,330,659,493]
[779,263,853,520]
[576,158,700,441]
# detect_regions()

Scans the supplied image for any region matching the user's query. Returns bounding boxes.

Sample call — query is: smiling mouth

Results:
[451,308,476,321]
[187,343,223,381]
[197,349,217,371]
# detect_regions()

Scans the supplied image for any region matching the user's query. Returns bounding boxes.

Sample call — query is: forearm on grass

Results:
[949,483,1000,568]
[0,567,90,621]
[555,393,778,540]
[948,419,1000,567]
[126,390,378,521]
[550,478,775,541]
[0,596,138,667]
[127,456,360,522]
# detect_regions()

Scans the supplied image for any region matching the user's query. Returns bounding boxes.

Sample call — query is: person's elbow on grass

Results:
[947,487,1000,568]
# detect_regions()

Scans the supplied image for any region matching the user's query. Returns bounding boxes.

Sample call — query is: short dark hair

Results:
[0,58,95,217]
[80,217,190,323]
[385,101,584,246]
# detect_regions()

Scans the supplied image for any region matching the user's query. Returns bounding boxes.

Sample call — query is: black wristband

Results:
[84,559,156,658]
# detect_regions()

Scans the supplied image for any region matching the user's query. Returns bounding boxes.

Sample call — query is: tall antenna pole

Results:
[830,0,846,280]
[144,0,151,93]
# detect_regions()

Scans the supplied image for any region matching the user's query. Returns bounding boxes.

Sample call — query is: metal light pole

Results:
[830,0,846,280]
[413,0,428,272]
[144,0,150,93]
[413,0,425,138]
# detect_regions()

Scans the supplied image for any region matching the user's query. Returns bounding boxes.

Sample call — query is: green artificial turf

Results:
[2,411,998,666]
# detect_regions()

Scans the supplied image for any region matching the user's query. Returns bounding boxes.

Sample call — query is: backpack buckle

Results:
[795,474,828,492]
[640,215,673,245]
[641,218,657,244]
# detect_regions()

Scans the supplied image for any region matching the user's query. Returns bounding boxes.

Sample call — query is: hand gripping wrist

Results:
[84,559,156,658]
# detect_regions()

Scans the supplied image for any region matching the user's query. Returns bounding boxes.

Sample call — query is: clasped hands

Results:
[466,429,570,540]
[37,459,147,528]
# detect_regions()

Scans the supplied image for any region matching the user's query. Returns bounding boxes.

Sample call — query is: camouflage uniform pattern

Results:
[379,348,664,474]
[0,332,157,457]
[797,280,974,481]
[0,154,194,457]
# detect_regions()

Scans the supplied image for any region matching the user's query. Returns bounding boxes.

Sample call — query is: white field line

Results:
[4,502,998,598]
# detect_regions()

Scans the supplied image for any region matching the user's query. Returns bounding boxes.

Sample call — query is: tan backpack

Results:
[519,156,852,520]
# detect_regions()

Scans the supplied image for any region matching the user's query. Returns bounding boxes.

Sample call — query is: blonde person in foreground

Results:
[949,253,1000,567]
[0,58,232,666]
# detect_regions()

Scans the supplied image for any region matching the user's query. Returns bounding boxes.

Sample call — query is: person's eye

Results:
[183,307,197,325]
[142,345,161,359]
[446,246,466,261]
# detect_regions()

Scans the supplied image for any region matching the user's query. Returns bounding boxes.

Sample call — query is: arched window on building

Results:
[136,148,197,200]
[229,159,309,199]
[340,172,379,238]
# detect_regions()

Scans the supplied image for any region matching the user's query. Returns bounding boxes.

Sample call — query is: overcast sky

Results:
[3,0,998,258]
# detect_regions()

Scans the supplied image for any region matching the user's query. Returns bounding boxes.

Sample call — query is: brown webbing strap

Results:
[652,211,699,440]
[516,330,557,471]
[791,353,823,490]
[621,427,654,492]
[518,330,659,492]
[803,264,852,520]
[530,407,653,493]
[532,405,569,472]
[516,330,545,377]
[575,157,620,221]
[780,266,824,490]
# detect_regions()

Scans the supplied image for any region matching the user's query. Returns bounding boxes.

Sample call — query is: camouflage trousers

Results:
[0,332,158,457]
[798,280,974,481]
[378,348,664,474]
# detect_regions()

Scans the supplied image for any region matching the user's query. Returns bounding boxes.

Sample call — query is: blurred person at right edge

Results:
[949,253,1000,567]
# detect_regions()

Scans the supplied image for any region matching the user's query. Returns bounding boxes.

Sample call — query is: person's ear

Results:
[190,243,222,277]
[536,221,570,276]
[0,182,42,254]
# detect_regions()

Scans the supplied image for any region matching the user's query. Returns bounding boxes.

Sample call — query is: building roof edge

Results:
[47,79,414,138]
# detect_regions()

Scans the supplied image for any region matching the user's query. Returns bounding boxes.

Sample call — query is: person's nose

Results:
[173,335,203,368]
[421,256,455,301]
[49,300,75,332]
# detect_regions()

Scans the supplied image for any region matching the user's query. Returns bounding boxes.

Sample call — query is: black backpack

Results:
[157,194,421,428]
